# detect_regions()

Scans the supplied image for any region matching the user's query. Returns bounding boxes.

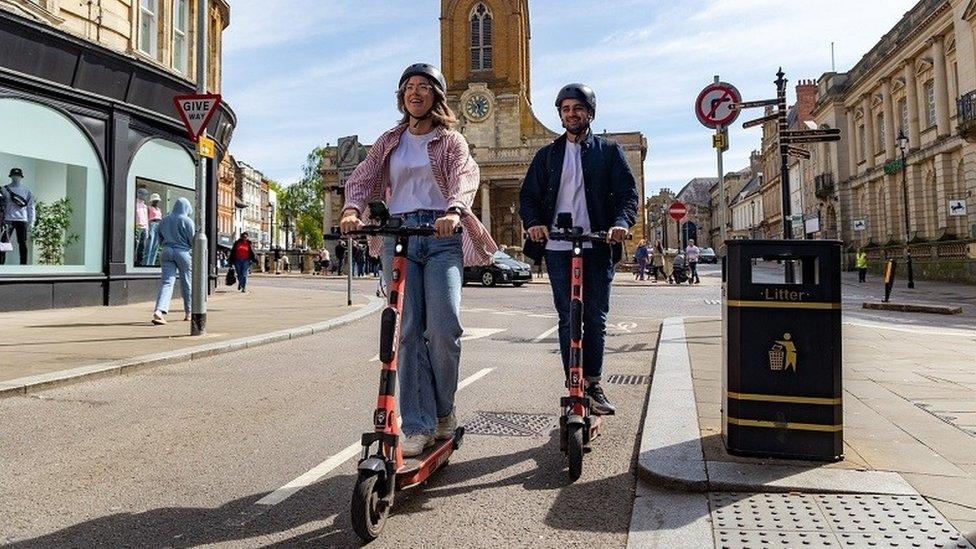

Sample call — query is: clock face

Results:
[465,94,491,121]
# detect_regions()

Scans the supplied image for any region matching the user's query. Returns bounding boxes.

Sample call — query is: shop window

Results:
[126,139,196,270]
[139,0,159,58]
[0,97,105,274]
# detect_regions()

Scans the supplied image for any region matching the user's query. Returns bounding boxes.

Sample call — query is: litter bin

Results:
[722,239,843,461]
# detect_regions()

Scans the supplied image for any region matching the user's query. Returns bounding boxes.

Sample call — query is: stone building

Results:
[234,160,263,245]
[709,166,755,250]
[808,0,976,281]
[217,152,236,252]
[322,0,648,254]
[646,188,677,249]
[674,177,718,249]
[0,0,235,311]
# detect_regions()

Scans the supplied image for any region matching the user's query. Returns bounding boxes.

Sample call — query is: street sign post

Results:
[336,135,365,307]
[787,145,811,159]
[730,99,779,110]
[669,201,688,221]
[697,78,740,250]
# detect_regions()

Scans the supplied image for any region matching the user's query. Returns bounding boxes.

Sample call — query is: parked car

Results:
[699,247,718,264]
[464,251,532,287]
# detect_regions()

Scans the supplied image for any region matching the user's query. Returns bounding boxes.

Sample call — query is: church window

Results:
[470,3,493,71]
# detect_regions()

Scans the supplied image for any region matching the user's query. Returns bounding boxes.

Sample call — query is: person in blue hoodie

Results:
[152,197,194,325]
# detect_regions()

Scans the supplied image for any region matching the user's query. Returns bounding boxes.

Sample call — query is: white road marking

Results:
[533,323,560,343]
[232,367,495,525]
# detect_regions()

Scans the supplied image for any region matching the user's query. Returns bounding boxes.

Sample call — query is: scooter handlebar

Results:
[348,224,462,238]
[546,229,633,243]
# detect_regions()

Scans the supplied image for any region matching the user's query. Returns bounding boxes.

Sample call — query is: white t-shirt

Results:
[547,140,591,251]
[388,129,448,215]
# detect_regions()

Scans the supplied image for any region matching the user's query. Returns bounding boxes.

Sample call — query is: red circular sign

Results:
[669,202,688,221]
[695,83,742,129]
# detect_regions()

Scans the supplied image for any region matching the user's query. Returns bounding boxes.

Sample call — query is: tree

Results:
[279,148,326,249]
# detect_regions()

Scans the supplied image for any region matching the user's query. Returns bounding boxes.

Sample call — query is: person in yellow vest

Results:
[855,249,868,283]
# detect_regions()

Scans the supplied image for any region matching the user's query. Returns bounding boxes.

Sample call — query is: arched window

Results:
[470,3,492,71]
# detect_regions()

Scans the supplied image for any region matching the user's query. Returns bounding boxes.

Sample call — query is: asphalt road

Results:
[2,264,961,548]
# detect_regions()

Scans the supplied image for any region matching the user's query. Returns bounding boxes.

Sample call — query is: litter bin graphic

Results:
[722,239,843,461]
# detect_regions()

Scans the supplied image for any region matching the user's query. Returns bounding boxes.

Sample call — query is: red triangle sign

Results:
[173,94,222,141]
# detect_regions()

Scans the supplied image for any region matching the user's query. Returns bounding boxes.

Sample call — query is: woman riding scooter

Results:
[340,63,497,457]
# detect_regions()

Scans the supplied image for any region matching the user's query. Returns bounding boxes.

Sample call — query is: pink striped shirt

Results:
[342,124,498,266]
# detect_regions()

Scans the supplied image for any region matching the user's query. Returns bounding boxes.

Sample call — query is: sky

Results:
[222,0,916,196]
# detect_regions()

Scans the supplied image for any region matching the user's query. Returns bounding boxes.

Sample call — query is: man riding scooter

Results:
[519,83,639,415]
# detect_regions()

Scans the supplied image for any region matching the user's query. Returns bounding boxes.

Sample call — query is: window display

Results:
[0,97,104,274]
[133,178,194,267]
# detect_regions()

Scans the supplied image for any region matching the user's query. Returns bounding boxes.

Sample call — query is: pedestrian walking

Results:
[231,232,256,292]
[650,241,665,282]
[634,239,649,281]
[151,197,194,325]
[282,253,291,273]
[353,241,366,277]
[321,247,331,274]
[273,245,282,274]
[335,240,346,275]
[520,82,639,415]
[340,63,496,457]
[856,248,868,282]
[685,239,701,284]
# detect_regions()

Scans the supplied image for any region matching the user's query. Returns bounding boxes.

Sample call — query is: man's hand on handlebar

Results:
[340,209,363,235]
[435,213,461,238]
[607,226,629,243]
[527,225,549,242]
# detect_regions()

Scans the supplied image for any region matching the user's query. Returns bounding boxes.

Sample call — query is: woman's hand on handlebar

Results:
[527,225,549,242]
[435,212,461,238]
[340,209,363,235]
[607,226,629,243]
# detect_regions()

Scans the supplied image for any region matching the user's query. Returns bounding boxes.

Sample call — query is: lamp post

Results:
[266,204,275,249]
[282,217,293,251]
[509,203,517,247]
[896,129,915,289]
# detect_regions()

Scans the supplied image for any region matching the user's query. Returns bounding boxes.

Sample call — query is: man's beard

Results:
[563,119,590,136]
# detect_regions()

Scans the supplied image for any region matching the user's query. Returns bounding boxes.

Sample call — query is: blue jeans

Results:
[155,247,192,315]
[235,259,251,289]
[545,246,615,381]
[143,220,161,266]
[381,210,463,436]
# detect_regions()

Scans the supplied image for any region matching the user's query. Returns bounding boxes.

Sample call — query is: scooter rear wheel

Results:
[351,471,389,542]
[567,424,584,482]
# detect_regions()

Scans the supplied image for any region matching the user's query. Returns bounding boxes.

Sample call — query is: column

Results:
[881,78,896,160]
[480,183,491,234]
[846,107,859,176]
[931,35,951,137]
[862,95,876,169]
[934,153,952,232]
[904,59,921,148]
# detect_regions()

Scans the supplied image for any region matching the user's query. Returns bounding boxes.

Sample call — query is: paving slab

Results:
[628,484,713,548]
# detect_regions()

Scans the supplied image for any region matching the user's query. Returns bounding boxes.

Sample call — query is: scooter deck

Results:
[396,429,463,489]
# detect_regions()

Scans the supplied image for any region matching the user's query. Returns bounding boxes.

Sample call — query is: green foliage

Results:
[33,197,79,265]
[279,147,327,248]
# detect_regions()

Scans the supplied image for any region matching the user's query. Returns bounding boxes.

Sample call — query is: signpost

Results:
[172,0,216,336]
[669,201,687,251]
[696,78,741,250]
[337,135,365,307]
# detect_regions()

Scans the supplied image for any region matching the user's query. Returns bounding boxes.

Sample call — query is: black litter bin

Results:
[722,239,843,461]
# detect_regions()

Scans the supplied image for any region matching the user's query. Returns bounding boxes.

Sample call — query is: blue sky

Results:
[222,0,915,195]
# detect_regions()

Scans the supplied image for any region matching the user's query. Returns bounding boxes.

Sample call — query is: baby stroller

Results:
[670,253,690,285]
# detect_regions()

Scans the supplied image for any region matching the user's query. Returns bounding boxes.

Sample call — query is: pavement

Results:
[632,314,976,547]
[0,283,379,397]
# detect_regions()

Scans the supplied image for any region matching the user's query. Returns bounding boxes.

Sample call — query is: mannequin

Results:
[134,187,149,266]
[1,168,35,265]
[143,193,163,266]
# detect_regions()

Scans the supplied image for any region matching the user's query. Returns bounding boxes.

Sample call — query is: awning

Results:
[217,233,233,249]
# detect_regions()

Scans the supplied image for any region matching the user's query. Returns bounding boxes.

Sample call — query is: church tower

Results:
[440,0,552,146]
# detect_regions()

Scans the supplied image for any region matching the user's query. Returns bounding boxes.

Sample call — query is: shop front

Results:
[0,10,235,312]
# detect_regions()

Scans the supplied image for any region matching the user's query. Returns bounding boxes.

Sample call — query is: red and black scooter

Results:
[548,212,630,481]
[348,201,464,542]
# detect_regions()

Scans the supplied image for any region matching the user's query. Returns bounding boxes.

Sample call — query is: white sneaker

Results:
[151,311,166,325]
[401,433,434,457]
[435,411,457,440]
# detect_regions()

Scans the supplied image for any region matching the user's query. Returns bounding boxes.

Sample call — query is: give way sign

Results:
[695,82,741,129]
[173,94,222,141]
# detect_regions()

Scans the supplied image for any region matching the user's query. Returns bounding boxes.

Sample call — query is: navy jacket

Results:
[519,132,639,263]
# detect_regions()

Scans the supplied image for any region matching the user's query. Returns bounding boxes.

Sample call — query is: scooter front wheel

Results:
[351,471,389,542]
[567,424,584,482]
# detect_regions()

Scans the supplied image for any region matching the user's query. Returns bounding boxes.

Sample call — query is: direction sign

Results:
[787,145,811,159]
[742,112,779,129]
[173,94,221,141]
[669,201,688,221]
[783,128,841,139]
[730,99,778,110]
[695,82,742,129]
[784,134,842,145]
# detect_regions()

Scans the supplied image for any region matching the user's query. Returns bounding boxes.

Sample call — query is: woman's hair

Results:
[396,77,458,130]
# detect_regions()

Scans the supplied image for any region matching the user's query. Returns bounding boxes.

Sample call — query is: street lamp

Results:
[266,204,275,249]
[896,129,915,289]
[509,203,517,246]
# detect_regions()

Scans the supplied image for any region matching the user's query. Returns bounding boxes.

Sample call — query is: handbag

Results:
[225,265,237,286]
[0,225,12,253]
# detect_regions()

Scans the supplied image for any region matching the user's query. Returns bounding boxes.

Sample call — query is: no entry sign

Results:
[173,94,222,141]
[695,83,741,129]
[669,201,688,221]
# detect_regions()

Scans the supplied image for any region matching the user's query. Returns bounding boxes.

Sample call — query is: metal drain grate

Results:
[709,493,974,548]
[605,374,649,385]
[463,411,557,437]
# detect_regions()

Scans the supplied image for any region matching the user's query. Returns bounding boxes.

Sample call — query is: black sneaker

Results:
[587,383,616,416]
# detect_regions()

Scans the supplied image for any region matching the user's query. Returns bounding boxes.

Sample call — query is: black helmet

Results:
[555,83,596,117]
[398,63,447,93]
[9,168,23,178]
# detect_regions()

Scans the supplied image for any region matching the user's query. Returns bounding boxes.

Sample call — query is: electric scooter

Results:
[548,212,631,481]
[348,201,464,542]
